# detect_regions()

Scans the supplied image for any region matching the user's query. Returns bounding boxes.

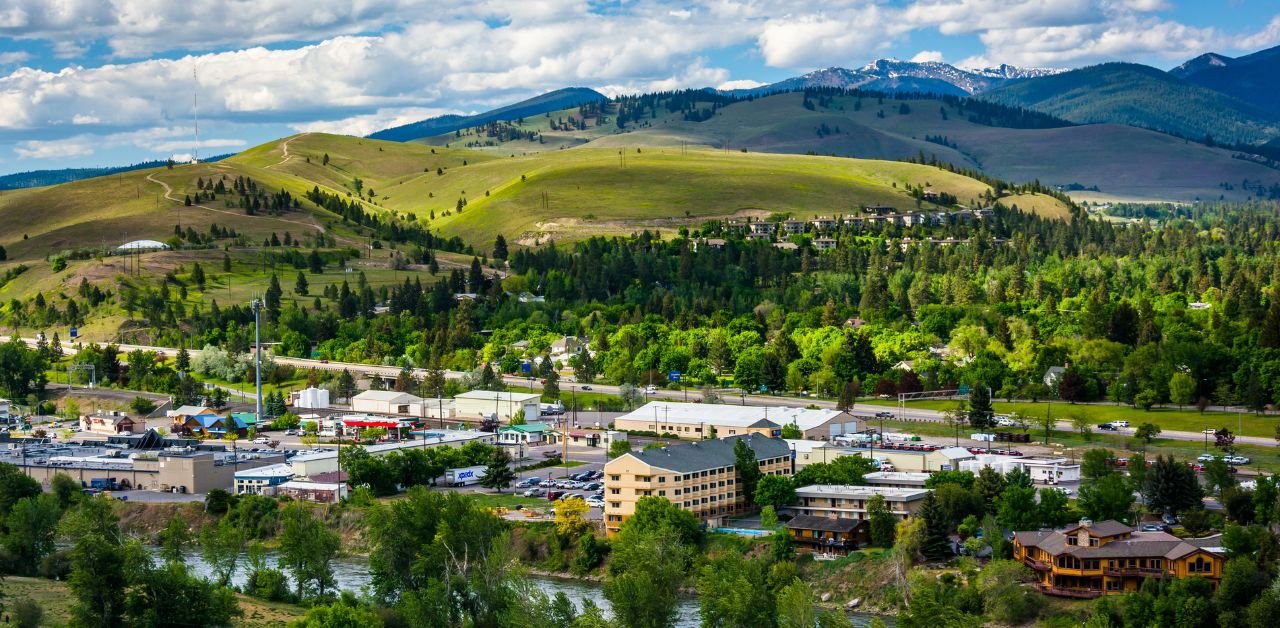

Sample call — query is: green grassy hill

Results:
[442,91,1280,202]
[979,62,1280,145]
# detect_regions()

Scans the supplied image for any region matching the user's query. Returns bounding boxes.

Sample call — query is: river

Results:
[159,548,889,626]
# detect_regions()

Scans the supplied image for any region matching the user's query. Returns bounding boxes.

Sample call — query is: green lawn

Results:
[464,492,551,510]
[898,399,1274,439]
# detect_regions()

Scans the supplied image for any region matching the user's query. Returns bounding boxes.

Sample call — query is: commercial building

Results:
[351,391,422,415]
[498,423,557,445]
[1014,519,1226,598]
[863,471,931,489]
[0,398,10,423]
[785,515,868,556]
[788,485,930,520]
[614,402,862,440]
[273,480,348,503]
[453,391,541,423]
[80,411,138,436]
[960,454,1081,485]
[864,446,975,473]
[786,439,861,468]
[233,463,296,495]
[603,435,792,535]
[2,431,286,494]
[289,429,496,478]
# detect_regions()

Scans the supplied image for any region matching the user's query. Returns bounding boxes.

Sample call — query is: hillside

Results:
[441,91,1280,202]
[728,60,1063,98]
[368,87,605,142]
[0,154,232,190]
[1170,45,1280,118]
[979,62,1280,145]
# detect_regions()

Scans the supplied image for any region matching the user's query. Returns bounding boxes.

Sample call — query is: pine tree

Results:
[493,235,508,261]
[337,369,356,402]
[919,492,952,561]
[479,448,516,492]
[294,271,309,296]
[264,274,282,322]
[967,383,994,428]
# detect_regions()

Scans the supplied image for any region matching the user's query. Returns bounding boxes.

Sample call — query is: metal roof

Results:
[620,435,792,474]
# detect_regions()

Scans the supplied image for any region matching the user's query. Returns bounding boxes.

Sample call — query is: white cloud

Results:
[758,6,896,68]
[71,114,99,124]
[717,79,766,90]
[1237,15,1280,51]
[15,138,94,159]
[292,107,459,136]
[911,50,945,63]
[0,51,29,65]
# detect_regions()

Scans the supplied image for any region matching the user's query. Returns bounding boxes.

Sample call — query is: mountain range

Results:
[726,59,1064,97]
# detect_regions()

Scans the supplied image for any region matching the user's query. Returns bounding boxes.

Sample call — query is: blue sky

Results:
[0,0,1277,174]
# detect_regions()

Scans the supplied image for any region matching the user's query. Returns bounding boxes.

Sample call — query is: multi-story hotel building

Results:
[1014,519,1226,598]
[787,484,931,520]
[602,435,792,535]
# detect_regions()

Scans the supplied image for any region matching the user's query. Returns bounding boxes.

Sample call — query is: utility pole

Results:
[252,299,263,426]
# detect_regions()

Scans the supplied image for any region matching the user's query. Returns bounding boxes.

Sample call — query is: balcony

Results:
[1037,584,1102,599]
[1022,556,1051,571]
[1104,566,1166,578]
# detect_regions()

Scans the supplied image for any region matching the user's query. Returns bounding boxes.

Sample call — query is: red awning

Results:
[342,419,402,428]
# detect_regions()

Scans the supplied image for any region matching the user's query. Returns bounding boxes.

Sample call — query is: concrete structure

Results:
[80,411,138,435]
[785,515,868,556]
[274,480,348,503]
[960,454,1081,485]
[863,471,931,489]
[614,402,861,440]
[603,435,792,535]
[234,463,296,495]
[293,387,330,409]
[788,485,930,520]
[289,429,496,478]
[453,391,541,423]
[352,390,422,415]
[1015,520,1226,598]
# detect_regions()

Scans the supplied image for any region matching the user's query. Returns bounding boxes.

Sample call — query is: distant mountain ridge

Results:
[0,154,232,190]
[1169,44,1280,117]
[368,87,605,142]
[979,62,1280,145]
[727,59,1063,97]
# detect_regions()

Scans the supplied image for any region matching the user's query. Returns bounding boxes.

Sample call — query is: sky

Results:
[1,0,1277,174]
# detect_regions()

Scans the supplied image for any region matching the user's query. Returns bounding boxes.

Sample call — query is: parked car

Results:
[522,488,546,497]
[1229,456,1251,465]
[1197,453,1216,463]
[1098,423,1118,431]
[253,436,271,444]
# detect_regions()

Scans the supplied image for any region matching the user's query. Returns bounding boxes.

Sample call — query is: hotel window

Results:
[610,489,620,495]
[658,490,666,497]
[609,502,621,509]
[729,430,736,435]
[658,476,666,483]
[1190,557,1212,573]
[1107,580,1121,591]
[610,475,620,482]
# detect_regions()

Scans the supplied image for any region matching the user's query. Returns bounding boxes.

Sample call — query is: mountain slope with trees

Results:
[979,62,1280,145]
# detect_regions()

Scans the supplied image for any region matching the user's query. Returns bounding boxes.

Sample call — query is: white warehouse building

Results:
[453,390,541,423]
[614,401,863,440]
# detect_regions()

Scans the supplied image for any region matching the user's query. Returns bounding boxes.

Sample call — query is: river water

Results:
[158,548,888,627]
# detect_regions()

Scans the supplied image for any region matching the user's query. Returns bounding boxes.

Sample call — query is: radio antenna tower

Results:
[192,66,200,164]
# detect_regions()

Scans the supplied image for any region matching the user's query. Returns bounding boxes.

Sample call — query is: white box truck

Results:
[444,465,488,487]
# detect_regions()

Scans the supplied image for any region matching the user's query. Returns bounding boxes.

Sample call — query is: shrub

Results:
[11,598,42,628]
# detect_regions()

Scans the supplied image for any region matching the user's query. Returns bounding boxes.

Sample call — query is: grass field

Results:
[447,91,1275,203]
[897,399,1274,439]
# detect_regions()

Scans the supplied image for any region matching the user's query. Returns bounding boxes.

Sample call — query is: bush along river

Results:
[158,548,890,627]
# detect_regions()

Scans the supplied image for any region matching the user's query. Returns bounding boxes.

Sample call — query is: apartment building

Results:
[1014,519,1226,598]
[787,485,930,520]
[602,434,792,536]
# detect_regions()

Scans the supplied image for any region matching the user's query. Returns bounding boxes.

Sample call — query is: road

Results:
[6,334,1273,448]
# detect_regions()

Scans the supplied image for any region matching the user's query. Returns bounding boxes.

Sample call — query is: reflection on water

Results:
[157,548,889,627]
